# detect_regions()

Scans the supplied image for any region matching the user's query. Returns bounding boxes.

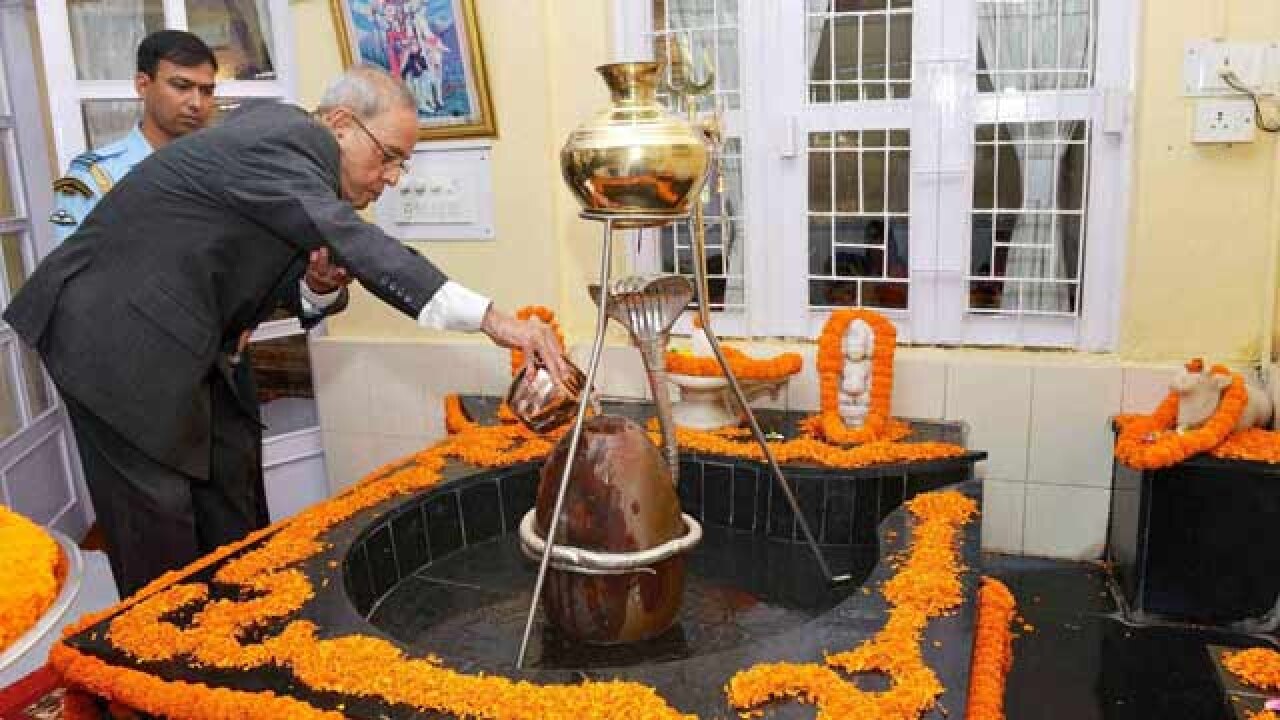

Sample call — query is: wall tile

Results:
[981,479,1026,555]
[1023,483,1111,560]
[1028,365,1122,488]
[945,362,1032,482]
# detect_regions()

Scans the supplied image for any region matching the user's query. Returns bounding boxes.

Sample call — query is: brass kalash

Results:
[512,51,848,668]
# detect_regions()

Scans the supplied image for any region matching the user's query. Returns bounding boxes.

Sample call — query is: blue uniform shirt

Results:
[49,126,153,242]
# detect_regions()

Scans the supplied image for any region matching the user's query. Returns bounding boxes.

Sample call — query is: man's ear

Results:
[134,71,152,99]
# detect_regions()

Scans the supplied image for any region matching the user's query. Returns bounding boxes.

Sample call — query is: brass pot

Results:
[534,415,687,644]
[560,62,710,227]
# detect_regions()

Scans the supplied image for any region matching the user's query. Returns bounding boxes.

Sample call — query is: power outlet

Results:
[1192,98,1256,144]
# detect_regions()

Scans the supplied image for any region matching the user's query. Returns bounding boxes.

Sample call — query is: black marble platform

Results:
[1107,452,1280,631]
[62,401,988,719]
[987,554,1277,720]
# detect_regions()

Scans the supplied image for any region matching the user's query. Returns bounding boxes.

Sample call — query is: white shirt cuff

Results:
[299,279,341,313]
[417,280,491,332]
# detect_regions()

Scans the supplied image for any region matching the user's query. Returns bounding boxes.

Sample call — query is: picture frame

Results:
[330,0,497,140]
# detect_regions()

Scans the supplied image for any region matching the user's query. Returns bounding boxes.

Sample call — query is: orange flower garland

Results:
[665,346,804,382]
[0,504,62,653]
[966,578,1018,720]
[811,309,910,445]
[1223,648,1280,691]
[726,491,978,719]
[1114,365,1247,470]
[1210,427,1280,464]
[649,421,966,470]
[507,305,565,375]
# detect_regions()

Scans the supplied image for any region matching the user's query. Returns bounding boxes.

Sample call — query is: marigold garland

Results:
[649,420,966,470]
[508,306,565,376]
[966,577,1018,720]
[1210,427,1280,464]
[0,503,62,653]
[1114,365,1247,470]
[665,346,803,382]
[725,491,978,719]
[1223,648,1280,691]
[55,396,978,720]
[811,309,910,445]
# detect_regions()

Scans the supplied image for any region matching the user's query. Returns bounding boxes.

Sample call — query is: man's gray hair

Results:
[316,65,416,119]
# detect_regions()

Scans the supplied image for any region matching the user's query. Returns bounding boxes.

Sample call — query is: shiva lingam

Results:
[514,273,699,644]
[514,52,845,669]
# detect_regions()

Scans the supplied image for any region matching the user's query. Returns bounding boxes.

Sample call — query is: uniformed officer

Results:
[49,30,218,241]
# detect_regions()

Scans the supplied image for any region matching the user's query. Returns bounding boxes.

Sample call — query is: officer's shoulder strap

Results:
[68,149,115,195]
[51,175,93,200]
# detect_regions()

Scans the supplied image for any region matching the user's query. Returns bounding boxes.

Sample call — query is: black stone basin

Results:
[60,398,989,719]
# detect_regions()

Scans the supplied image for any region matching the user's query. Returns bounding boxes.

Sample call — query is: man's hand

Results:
[304,248,351,294]
[480,305,573,388]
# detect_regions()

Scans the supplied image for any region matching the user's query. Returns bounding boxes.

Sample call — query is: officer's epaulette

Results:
[68,151,114,196]
[52,175,93,199]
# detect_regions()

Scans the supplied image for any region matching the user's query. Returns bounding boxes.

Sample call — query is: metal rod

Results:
[688,165,850,587]
[515,218,617,669]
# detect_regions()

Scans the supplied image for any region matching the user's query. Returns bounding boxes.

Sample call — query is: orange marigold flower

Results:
[0,504,62,653]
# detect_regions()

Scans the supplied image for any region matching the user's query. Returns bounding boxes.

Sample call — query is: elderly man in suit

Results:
[5,65,569,597]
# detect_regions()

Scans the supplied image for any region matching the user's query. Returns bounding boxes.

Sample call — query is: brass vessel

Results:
[560,62,710,227]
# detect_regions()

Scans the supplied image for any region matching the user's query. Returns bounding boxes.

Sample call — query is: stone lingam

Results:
[519,415,701,644]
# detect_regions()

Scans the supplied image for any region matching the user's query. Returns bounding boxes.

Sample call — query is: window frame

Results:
[617,0,1135,350]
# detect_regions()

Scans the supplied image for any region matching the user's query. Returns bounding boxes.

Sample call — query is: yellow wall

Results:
[300,0,1280,365]
[1122,1,1280,363]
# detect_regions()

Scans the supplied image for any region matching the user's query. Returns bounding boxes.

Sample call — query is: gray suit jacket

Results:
[5,102,449,479]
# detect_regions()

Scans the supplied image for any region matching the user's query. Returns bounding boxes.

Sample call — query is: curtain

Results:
[978,0,1091,314]
[69,0,158,81]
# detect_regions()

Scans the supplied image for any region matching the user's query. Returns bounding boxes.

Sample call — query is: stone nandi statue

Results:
[1171,359,1273,432]
[838,319,874,427]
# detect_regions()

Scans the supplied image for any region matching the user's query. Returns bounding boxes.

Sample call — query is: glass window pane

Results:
[809,149,832,213]
[0,344,21,441]
[1,232,29,305]
[809,1,912,102]
[186,0,277,81]
[69,1,164,81]
[977,0,1094,93]
[0,131,17,220]
[809,216,833,275]
[18,343,51,420]
[81,100,142,149]
[970,122,1090,315]
[810,279,858,308]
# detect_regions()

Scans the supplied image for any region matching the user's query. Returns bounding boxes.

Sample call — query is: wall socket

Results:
[1192,97,1257,144]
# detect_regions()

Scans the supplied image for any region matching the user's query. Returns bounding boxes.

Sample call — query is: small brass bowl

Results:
[506,362,586,434]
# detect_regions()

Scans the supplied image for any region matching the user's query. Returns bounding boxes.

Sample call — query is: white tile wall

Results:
[321,430,380,494]
[310,340,370,434]
[981,479,1026,554]
[1027,365,1122,488]
[944,362,1032,482]
[1023,483,1112,560]
[892,355,948,420]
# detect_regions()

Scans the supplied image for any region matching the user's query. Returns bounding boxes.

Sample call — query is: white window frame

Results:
[34,0,296,171]
[617,0,1136,350]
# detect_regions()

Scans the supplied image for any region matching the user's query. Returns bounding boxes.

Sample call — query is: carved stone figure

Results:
[1171,363,1273,432]
[839,319,874,427]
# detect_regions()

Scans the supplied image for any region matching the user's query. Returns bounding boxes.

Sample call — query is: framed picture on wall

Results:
[330,0,497,140]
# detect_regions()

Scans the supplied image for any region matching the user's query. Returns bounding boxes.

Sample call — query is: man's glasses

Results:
[349,113,410,174]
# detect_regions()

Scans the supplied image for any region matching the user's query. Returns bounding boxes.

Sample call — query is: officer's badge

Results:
[49,209,77,226]
[52,176,93,200]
